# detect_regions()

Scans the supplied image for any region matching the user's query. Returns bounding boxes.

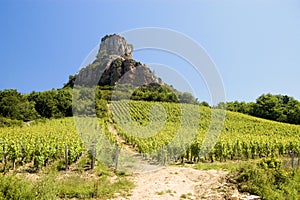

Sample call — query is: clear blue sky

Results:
[0,0,299,103]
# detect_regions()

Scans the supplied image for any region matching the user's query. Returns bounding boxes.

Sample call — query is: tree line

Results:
[218,94,300,125]
[0,88,73,122]
[0,87,299,125]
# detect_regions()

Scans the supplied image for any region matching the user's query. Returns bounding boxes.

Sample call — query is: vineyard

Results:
[0,100,300,172]
[0,118,84,170]
[111,100,300,163]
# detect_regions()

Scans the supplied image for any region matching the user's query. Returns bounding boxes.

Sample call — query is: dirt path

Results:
[114,166,262,200]
[123,166,229,200]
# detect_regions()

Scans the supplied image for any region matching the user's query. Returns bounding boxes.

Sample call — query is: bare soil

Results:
[125,166,229,200]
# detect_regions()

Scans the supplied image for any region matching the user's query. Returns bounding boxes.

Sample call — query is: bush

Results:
[0,117,23,127]
[0,174,34,199]
[0,174,57,200]
[235,158,299,200]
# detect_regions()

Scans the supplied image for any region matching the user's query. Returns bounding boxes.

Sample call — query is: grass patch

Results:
[180,193,187,199]
[0,158,134,200]
[156,191,164,195]
[0,174,57,200]
[0,173,134,200]
[180,192,192,199]
[194,160,258,172]
[57,175,133,199]
[0,174,35,199]
[94,162,113,176]
[166,189,173,194]
[56,176,95,198]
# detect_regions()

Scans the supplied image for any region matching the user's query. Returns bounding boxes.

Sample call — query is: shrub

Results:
[235,158,299,199]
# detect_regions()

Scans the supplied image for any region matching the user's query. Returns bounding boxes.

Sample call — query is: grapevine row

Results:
[111,100,300,163]
[0,118,84,170]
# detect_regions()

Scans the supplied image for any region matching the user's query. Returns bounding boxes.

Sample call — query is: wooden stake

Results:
[115,143,119,171]
[65,144,69,170]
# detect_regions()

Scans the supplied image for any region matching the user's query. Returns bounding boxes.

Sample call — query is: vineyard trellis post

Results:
[65,144,69,170]
[2,143,5,164]
[115,143,119,171]
[162,144,166,166]
[91,143,95,170]
[291,150,295,168]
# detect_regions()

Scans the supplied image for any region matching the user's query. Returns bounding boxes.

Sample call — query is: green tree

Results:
[28,90,58,118]
[179,92,197,104]
[54,89,73,117]
[286,98,300,124]
[254,94,280,121]
[0,89,39,121]
[72,86,95,116]
[199,101,210,107]
[226,93,300,125]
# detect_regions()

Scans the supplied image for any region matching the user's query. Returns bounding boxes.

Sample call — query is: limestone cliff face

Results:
[74,34,162,87]
[99,58,162,86]
[97,34,133,61]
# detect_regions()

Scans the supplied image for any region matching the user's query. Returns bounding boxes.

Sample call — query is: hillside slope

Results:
[111,100,300,163]
[1,102,298,199]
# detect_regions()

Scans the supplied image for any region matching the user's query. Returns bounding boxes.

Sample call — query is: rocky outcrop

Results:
[74,34,162,87]
[97,34,133,60]
[99,58,162,86]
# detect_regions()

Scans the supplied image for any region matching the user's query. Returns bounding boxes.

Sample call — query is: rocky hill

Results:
[70,34,163,88]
